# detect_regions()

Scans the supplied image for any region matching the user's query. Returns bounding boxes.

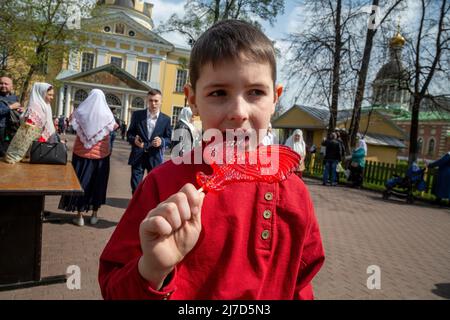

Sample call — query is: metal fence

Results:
[303,155,438,197]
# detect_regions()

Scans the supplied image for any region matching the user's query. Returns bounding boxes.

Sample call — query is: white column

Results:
[126,54,137,75]
[69,87,76,115]
[123,93,130,123]
[57,86,64,116]
[150,58,161,86]
[96,49,108,67]
[64,85,72,117]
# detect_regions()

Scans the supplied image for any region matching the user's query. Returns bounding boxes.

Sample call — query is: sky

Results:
[147,0,316,106]
[140,0,438,109]
[148,0,422,48]
[148,0,301,47]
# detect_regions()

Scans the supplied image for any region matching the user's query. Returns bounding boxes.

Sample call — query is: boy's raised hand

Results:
[138,183,205,290]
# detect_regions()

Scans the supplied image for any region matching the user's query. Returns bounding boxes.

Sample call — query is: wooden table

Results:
[0,160,83,290]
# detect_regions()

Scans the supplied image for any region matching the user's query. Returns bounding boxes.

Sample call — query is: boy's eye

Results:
[209,90,226,97]
[249,89,265,96]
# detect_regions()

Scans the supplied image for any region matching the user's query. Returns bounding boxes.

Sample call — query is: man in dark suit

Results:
[127,89,172,194]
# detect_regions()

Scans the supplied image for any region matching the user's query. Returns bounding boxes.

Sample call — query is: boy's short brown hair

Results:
[189,19,277,91]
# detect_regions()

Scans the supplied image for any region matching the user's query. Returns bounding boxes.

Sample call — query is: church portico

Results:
[56,63,150,125]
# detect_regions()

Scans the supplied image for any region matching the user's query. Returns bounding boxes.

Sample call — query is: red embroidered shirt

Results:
[99,157,325,300]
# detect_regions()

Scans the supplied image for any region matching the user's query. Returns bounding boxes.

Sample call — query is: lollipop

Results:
[196,144,301,193]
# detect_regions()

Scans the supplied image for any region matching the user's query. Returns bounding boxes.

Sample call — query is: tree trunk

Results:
[213,0,221,23]
[328,0,342,135]
[20,65,37,105]
[348,0,378,149]
[408,95,421,165]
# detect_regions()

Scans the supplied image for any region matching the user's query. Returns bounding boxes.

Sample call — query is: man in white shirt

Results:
[127,89,172,194]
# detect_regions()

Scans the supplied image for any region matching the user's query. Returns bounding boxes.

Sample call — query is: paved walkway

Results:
[1,134,449,300]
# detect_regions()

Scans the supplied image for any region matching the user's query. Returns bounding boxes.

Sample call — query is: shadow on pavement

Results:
[42,212,118,229]
[432,283,450,299]
[368,195,450,211]
[106,197,130,209]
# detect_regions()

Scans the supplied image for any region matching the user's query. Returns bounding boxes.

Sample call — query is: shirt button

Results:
[261,230,270,240]
[263,210,272,219]
[264,192,273,201]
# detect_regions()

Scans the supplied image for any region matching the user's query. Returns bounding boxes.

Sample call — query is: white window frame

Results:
[171,105,183,127]
[427,137,436,156]
[417,137,423,154]
[136,61,149,81]
[175,69,188,93]
[81,52,95,72]
[110,56,123,68]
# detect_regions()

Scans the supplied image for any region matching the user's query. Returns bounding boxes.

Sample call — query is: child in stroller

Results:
[383,162,427,204]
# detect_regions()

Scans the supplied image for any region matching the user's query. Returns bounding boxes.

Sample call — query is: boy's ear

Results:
[184,84,199,116]
[274,85,283,103]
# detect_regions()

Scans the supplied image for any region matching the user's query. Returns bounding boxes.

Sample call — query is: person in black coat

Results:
[322,132,342,186]
[127,89,172,194]
[0,76,22,157]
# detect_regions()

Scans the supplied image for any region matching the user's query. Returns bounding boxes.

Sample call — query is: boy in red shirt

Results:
[99,19,325,300]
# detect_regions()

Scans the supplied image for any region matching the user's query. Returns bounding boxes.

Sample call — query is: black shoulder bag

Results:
[30,141,68,165]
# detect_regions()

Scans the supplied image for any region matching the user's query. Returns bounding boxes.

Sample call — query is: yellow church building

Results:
[272,105,407,164]
[55,0,190,126]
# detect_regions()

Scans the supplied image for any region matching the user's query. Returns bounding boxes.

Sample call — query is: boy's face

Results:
[186,57,282,146]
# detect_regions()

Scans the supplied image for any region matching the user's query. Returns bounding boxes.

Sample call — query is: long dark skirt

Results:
[59,154,110,212]
[349,164,364,187]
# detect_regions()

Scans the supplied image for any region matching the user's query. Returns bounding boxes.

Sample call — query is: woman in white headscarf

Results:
[262,123,277,146]
[285,129,306,178]
[171,107,198,157]
[59,89,118,226]
[5,83,55,163]
[24,82,57,141]
[348,134,367,188]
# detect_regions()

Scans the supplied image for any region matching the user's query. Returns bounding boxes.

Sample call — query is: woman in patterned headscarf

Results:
[5,83,56,163]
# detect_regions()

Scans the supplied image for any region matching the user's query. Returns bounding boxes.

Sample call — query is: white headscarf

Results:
[262,123,277,146]
[285,129,306,158]
[178,107,194,132]
[71,89,116,149]
[24,82,56,140]
[356,136,368,154]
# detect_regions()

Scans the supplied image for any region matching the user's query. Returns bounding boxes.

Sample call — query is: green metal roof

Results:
[391,111,450,121]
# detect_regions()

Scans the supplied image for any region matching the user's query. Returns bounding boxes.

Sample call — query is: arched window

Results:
[132,97,145,109]
[417,137,423,154]
[115,23,125,34]
[74,89,88,107]
[105,93,122,107]
[427,138,435,156]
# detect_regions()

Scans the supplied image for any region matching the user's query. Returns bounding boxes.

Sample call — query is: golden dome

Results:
[390,31,406,47]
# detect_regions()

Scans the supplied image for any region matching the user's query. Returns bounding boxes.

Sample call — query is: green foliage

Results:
[0,0,94,99]
[156,0,285,45]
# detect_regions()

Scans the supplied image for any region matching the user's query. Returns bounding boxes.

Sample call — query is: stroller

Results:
[383,163,427,204]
